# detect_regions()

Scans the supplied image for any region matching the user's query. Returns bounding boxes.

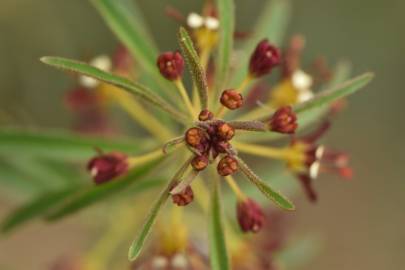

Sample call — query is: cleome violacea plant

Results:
[0,0,374,269]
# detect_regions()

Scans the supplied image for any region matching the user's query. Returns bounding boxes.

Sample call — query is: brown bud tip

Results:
[185,127,206,147]
[217,123,235,141]
[217,155,238,176]
[198,109,214,121]
[237,198,265,233]
[269,106,298,134]
[220,89,244,110]
[191,155,209,171]
[87,152,128,185]
[249,39,281,78]
[157,51,184,80]
[171,185,194,206]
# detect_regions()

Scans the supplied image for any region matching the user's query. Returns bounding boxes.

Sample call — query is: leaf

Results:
[0,128,142,161]
[235,157,295,210]
[0,165,45,199]
[40,57,189,124]
[178,27,208,109]
[215,0,235,90]
[1,186,80,233]
[294,72,374,113]
[230,0,291,85]
[90,0,173,97]
[45,159,162,221]
[128,158,191,261]
[209,177,230,270]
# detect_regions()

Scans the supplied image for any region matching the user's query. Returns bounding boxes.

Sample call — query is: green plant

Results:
[0,0,372,269]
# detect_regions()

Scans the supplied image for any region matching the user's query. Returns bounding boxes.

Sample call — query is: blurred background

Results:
[0,0,403,269]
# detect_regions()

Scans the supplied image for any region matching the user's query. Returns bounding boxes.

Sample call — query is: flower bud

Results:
[191,155,209,171]
[157,51,184,80]
[269,106,298,134]
[216,123,235,141]
[172,185,194,206]
[185,127,206,147]
[249,39,281,78]
[198,109,214,121]
[217,155,238,176]
[220,89,244,110]
[236,198,264,233]
[87,152,128,185]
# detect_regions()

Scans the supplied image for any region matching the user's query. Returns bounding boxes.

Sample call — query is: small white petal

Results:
[79,76,99,88]
[171,253,188,268]
[152,256,168,269]
[89,55,112,71]
[90,167,98,178]
[309,161,321,180]
[205,16,219,30]
[187,13,204,28]
[315,145,325,160]
[292,69,313,90]
[298,90,314,103]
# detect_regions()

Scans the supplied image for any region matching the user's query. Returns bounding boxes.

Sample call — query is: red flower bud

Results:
[237,198,264,233]
[87,152,128,184]
[185,127,206,147]
[249,39,281,78]
[157,51,184,80]
[171,185,194,206]
[220,89,244,110]
[217,155,238,176]
[198,109,214,121]
[269,106,298,134]
[217,123,235,141]
[191,155,209,171]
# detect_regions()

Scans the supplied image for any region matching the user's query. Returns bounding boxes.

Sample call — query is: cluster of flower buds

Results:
[185,120,239,177]
[87,152,129,185]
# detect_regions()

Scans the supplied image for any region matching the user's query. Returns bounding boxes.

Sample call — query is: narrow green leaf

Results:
[231,0,291,85]
[0,165,45,199]
[45,159,162,221]
[236,157,295,210]
[215,0,235,90]
[6,157,69,189]
[294,72,374,113]
[128,158,191,261]
[1,186,80,233]
[178,27,208,109]
[40,57,188,124]
[0,128,141,161]
[209,177,230,270]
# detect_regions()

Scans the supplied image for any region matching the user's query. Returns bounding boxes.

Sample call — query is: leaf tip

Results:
[40,56,51,64]
[128,245,140,262]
